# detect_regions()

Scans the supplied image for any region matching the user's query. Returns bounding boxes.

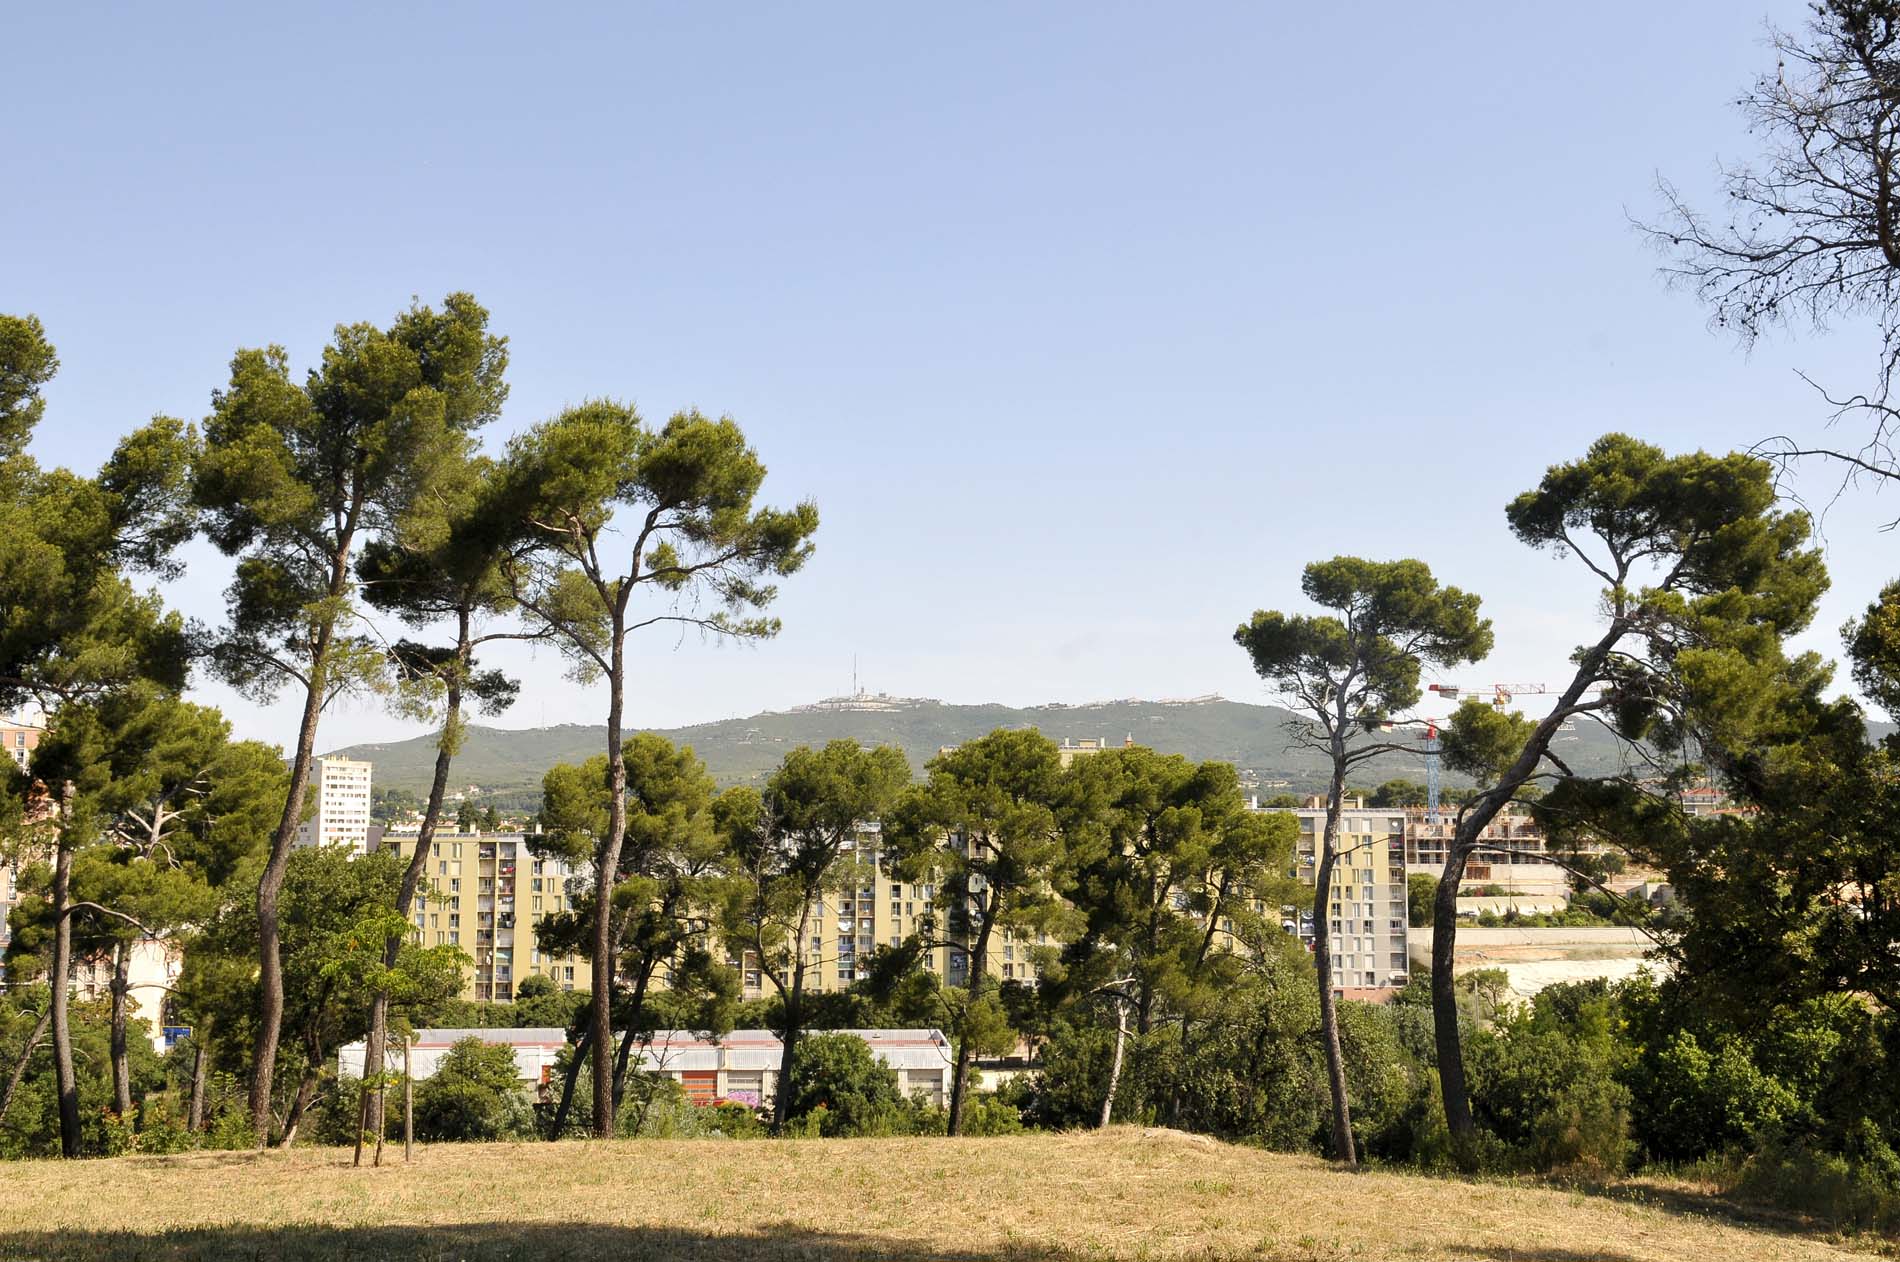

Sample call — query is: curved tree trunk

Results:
[591,622,629,1138]
[0,1005,52,1128]
[277,1029,323,1150]
[1432,843,1475,1153]
[1099,994,1129,1128]
[277,1064,317,1149]
[109,938,132,1117]
[50,812,81,1159]
[251,658,329,1146]
[360,634,466,1165]
[609,969,654,1111]
[1428,626,1623,1162]
[1313,760,1357,1166]
[946,903,997,1137]
[548,1023,592,1140]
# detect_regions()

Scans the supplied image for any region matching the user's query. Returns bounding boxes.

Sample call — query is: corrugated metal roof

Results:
[408,1027,569,1047]
[638,1029,953,1071]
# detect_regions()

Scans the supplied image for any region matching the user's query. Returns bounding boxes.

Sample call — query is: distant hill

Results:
[328,694,1653,802]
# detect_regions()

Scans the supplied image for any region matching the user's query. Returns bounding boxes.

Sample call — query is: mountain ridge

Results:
[329,693,1648,801]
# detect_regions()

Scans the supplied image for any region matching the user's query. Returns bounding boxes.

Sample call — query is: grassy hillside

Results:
[332,696,1648,798]
[0,1129,1877,1261]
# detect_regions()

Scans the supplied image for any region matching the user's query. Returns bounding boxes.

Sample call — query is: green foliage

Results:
[780,1032,905,1137]
[1369,779,1427,807]
[1465,983,1632,1173]
[1438,700,1537,783]
[1407,874,1437,928]
[0,311,192,715]
[202,1108,256,1151]
[500,401,820,683]
[194,293,508,705]
[189,847,465,1104]
[413,1037,536,1142]
[0,313,59,465]
[0,991,163,1158]
[1733,1128,1900,1235]
[1057,747,1300,1036]
[886,728,1077,963]
[532,734,733,1042]
[1234,558,1492,735]
[715,738,911,1046]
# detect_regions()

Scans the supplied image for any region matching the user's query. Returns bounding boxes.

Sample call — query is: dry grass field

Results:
[0,1128,1888,1262]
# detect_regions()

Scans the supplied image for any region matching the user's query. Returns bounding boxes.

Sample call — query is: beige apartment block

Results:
[0,716,39,773]
[0,718,43,975]
[374,829,590,1002]
[295,756,374,854]
[1291,800,1411,998]
[733,823,1054,1001]
[71,936,182,1050]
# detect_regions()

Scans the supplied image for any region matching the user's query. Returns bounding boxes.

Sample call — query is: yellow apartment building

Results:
[1291,799,1410,997]
[373,829,590,1002]
[734,822,1055,1000]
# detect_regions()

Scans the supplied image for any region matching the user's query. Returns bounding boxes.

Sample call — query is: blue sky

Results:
[9,2,1899,750]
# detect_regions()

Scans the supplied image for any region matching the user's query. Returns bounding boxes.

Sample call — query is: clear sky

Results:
[9,2,1900,750]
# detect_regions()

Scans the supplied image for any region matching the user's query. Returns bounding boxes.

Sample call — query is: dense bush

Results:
[412,1037,535,1142]
[1465,983,1631,1173]
[780,1032,904,1137]
[1734,1129,1900,1234]
[0,992,164,1158]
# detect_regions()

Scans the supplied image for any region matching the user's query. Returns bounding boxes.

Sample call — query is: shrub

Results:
[780,1033,903,1137]
[413,1037,535,1142]
[133,1098,199,1155]
[1465,985,1632,1174]
[202,1108,256,1151]
[957,1092,1025,1136]
[1734,1129,1900,1234]
[695,1100,767,1139]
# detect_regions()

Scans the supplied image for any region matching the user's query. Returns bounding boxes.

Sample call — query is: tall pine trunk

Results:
[946,904,996,1137]
[1313,756,1356,1166]
[109,938,132,1117]
[186,1037,207,1132]
[360,629,465,1165]
[50,793,80,1158]
[251,519,355,1147]
[591,621,629,1137]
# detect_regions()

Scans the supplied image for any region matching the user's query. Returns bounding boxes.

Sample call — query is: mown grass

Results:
[0,1127,1887,1261]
